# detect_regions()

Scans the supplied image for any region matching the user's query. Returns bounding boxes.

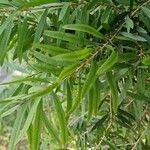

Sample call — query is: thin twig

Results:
[131,127,148,150]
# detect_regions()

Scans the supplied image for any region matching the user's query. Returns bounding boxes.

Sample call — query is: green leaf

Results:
[44,30,89,44]
[118,109,135,121]
[1,105,19,118]
[0,94,28,104]
[27,123,33,150]
[32,50,72,67]
[32,43,71,56]
[59,63,79,80]
[0,76,49,85]
[59,3,70,21]
[34,10,48,42]
[63,24,104,39]
[81,61,98,98]
[93,79,101,115]
[0,17,14,65]
[96,50,118,76]
[16,99,41,144]
[92,114,108,131]
[31,61,60,73]
[16,16,28,62]
[52,48,92,62]
[141,7,150,19]
[117,114,133,127]
[42,112,60,143]
[140,10,150,32]
[101,7,112,30]
[8,104,27,150]
[31,101,43,150]
[120,32,147,42]
[87,85,96,121]
[106,71,119,113]
[52,92,68,145]
[66,77,82,119]
[125,15,134,33]
[30,82,59,99]
[33,48,92,67]
[0,13,16,36]
[31,62,61,76]
[137,69,145,94]
[142,57,150,66]
[0,0,13,7]
[66,80,73,112]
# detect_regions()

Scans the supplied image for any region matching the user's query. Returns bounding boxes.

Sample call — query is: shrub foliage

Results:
[0,0,150,149]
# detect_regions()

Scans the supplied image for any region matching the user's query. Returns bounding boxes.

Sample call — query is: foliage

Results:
[0,0,150,149]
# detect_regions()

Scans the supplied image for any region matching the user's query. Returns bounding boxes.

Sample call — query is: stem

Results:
[131,127,148,150]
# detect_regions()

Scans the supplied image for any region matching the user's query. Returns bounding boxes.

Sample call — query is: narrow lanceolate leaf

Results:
[66,81,73,112]
[27,123,33,150]
[0,102,15,115]
[31,62,61,76]
[63,24,104,39]
[16,16,28,62]
[139,11,150,32]
[32,48,92,66]
[59,63,79,80]
[0,13,16,36]
[8,104,27,150]
[1,105,19,118]
[59,3,70,21]
[30,82,59,99]
[0,18,14,64]
[142,56,150,65]
[96,50,118,76]
[106,71,119,113]
[66,77,82,119]
[16,99,41,144]
[0,76,49,85]
[52,48,92,62]
[141,7,150,19]
[34,10,48,42]
[31,101,43,150]
[82,61,98,98]
[32,43,71,56]
[125,15,134,33]
[44,30,88,44]
[91,114,108,131]
[32,51,70,67]
[42,112,60,143]
[52,92,68,145]
[93,79,101,115]
[120,32,147,42]
[0,94,27,104]
[87,86,96,121]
